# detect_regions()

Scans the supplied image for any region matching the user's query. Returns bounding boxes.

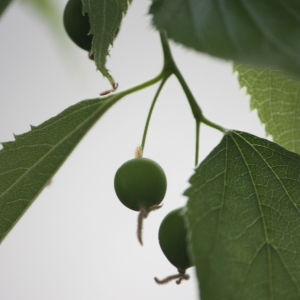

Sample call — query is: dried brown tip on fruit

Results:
[154,271,190,285]
[137,205,162,246]
[137,208,148,246]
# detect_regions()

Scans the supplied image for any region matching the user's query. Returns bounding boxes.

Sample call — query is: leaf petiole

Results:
[160,32,226,133]
[159,32,226,166]
[116,72,166,99]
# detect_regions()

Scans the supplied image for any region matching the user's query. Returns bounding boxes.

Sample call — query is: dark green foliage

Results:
[0,93,123,243]
[235,64,300,155]
[150,0,300,78]
[158,208,192,271]
[63,0,92,51]
[186,131,300,300]
[0,0,12,17]
[81,0,132,83]
[114,158,167,211]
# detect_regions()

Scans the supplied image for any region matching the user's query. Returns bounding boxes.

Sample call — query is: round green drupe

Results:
[63,0,92,51]
[158,208,192,271]
[114,158,167,211]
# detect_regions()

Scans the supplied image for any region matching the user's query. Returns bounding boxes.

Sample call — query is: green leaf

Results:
[82,0,132,86]
[150,0,300,78]
[235,65,300,155]
[0,0,13,17]
[185,131,300,300]
[0,94,122,243]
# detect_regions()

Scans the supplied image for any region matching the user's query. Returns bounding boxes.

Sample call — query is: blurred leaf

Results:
[235,65,300,154]
[186,131,300,300]
[0,0,13,17]
[0,94,122,243]
[150,0,300,78]
[82,0,132,86]
[20,0,62,34]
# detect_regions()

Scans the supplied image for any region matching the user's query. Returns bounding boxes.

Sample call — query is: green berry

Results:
[114,158,167,211]
[158,208,192,271]
[63,0,92,51]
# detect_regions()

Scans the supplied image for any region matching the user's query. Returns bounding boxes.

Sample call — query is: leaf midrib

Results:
[230,131,300,298]
[234,132,300,215]
[230,132,274,299]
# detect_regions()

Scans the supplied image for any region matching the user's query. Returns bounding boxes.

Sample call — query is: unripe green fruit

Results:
[114,158,167,211]
[63,0,92,51]
[158,208,192,271]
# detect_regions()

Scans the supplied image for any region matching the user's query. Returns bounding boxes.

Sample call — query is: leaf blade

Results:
[0,94,121,243]
[186,131,300,299]
[235,65,300,155]
[150,0,300,77]
[82,0,132,85]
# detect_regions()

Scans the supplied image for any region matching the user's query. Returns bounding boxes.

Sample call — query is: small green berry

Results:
[63,0,92,51]
[155,207,192,284]
[114,158,167,211]
[114,157,167,245]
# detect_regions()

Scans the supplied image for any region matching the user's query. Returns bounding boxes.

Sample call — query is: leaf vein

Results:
[229,133,274,299]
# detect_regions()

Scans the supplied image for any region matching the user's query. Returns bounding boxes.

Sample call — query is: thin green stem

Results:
[104,32,226,168]
[159,33,202,121]
[100,72,169,118]
[98,70,167,123]
[176,69,226,133]
[159,32,174,72]
[195,121,200,166]
[141,76,170,151]
[175,66,227,132]
[159,33,227,134]
[201,115,227,133]
[117,72,166,99]
[173,67,203,121]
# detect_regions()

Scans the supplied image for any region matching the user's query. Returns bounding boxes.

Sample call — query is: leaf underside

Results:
[0,94,121,243]
[186,131,300,300]
[150,0,300,78]
[235,65,300,155]
[82,0,132,85]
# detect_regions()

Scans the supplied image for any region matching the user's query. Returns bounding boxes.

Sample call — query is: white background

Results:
[0,1,265,299]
